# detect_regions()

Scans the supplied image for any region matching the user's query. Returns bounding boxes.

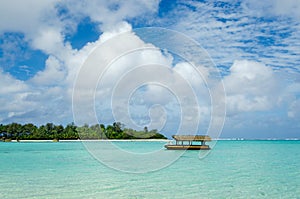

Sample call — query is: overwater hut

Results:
[165,135,212,150]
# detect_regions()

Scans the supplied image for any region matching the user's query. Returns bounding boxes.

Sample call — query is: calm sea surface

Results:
[0,140,299,198]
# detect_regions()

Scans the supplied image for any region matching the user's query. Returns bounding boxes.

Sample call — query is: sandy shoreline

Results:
[10,139,170,143]
[9,139,299,142]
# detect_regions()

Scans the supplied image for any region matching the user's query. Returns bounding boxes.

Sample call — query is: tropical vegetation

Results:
[0,122,166,141]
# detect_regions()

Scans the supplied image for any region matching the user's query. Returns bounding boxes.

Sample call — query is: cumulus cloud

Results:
[30,56,66,86]
[66,24,218,134]
[0,65,71,124]
[224,60,281,115]
[73,28,201,130]
[0,69,31,121]
[31,28,65,55]
[0,69,27,94]
[0,0,161,125]
[0,0,161,70]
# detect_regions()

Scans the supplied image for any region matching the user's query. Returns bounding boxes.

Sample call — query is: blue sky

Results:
[0,0,300,138]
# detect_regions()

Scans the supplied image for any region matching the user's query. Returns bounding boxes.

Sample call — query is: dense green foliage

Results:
[0,122,166,140]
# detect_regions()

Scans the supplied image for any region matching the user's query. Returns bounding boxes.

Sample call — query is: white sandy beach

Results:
[12,139,170,142]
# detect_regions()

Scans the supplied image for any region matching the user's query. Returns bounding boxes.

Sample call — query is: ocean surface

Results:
[0,140,299,198]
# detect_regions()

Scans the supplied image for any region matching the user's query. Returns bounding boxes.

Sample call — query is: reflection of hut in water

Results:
[165,135,211,150]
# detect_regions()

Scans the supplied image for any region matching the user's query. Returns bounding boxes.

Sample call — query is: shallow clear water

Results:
[0,141,299,198]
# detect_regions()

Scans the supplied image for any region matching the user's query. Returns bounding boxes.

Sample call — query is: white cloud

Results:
[77,29,176,126]
[30,56,66,86]
[224,60,281,115]
[245,0,300,20]
[0,69,33,121]
[0,0,162,125]
[31,28,65,55]
[167,0,300,77]
[0,0,59,34]
[273,0,300,19]
[60,0,160,31]
[69,25,216,132]
[0,68,70,124]
[0,0,161,67]
[0,69,28,95]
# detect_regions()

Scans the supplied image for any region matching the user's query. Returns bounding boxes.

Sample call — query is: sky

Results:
[0,0,300,139]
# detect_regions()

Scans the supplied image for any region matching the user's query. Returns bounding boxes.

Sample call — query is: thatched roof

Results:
[172,135,212,141]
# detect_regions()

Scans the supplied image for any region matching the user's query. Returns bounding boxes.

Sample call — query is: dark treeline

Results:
[0,122,166,141]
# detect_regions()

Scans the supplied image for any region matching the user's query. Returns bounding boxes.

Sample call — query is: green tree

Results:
[64,123,78,139]
[21,123,37,139]
[54,124,64,139]
[0,124,7,139]
[144,126,148,133]
[0,122,166,140]
[105,125,114,139]
[7,123,22,139]
[113,122,125,133]
[38,125,47,139]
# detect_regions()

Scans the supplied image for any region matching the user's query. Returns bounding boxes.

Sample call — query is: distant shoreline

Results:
[215,138,300,141]
[8,139,170,143]
[3,139,299,143]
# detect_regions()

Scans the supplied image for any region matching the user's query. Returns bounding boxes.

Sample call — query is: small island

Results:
[0,122,167,142]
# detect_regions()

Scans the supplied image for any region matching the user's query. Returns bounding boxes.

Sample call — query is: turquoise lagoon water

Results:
[0,140,299,198]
